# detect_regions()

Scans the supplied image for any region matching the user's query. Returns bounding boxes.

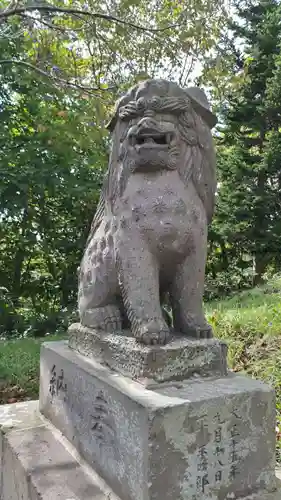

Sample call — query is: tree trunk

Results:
[11,206,29,306]
[252,254,268,286]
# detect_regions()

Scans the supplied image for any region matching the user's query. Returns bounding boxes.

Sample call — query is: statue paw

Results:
[136,320,170,345]
[81,305,122,332]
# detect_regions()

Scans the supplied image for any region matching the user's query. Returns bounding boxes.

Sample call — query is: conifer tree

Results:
[209,0,281,286]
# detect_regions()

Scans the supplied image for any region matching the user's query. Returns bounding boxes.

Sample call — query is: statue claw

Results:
[136,321,170,345]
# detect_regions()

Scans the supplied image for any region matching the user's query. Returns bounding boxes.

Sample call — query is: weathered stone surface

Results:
[242,487,281,500]
[0,400,120,500]
[77,79,218,346]
[0,400,280,500]
[68,323,228,384]
[40,340,278,500]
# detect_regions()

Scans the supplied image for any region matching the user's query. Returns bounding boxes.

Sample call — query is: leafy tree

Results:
[0,26,108,335]
[0,0,228,91]
[0,1,230,336]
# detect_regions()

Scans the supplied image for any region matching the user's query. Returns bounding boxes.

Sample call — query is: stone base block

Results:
[0,401,280,500]
[68,322,228,385]
[40,340,278,500]
[0,400,120,500]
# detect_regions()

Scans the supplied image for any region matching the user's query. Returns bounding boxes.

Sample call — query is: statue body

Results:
[78,79,217,345]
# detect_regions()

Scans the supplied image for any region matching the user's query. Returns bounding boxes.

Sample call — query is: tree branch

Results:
[0,4,181,33]
[19,12,71,33]
[0,59,108,93]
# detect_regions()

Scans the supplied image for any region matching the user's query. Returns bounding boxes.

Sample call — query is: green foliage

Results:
[0,0,227,90]
[203,0,281,289]
[204,261,254,301]
[0,34,107,337]
[0,333,67,402]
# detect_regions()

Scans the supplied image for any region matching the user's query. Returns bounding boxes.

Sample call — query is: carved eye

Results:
[151,96,161,109]
[136,97,146,111]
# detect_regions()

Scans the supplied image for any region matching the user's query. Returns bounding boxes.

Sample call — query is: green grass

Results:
[205,274,281,463]
[0,333,67,403]
[0,277,281,462]
[205,275,281,375]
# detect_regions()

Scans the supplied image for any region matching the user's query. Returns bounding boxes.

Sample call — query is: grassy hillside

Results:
[0,276,280,462]
[206,275,281,390]
[205,275,281,463]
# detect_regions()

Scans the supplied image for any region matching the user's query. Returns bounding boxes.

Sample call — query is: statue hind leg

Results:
[78,229,122,332]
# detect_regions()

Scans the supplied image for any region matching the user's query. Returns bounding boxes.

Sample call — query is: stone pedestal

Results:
[68,323,228,385]
[0,401,120,500]
[38,339,279,500]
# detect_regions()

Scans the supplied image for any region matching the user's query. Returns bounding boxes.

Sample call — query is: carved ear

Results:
[85,179,107,247]
[106,85,139,133]
[190,112,217,224]
[184,87,217,129]
[106,114,117,133]
[105,93,125,133]
[192,143,216,224]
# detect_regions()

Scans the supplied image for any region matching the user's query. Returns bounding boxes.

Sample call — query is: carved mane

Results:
[178,106,217,223]
[87,81,217,245]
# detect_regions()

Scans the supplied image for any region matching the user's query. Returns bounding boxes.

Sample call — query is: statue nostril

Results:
[137,117,158,132]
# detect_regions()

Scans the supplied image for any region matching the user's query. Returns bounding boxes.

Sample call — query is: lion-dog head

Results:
[88,79,217,241]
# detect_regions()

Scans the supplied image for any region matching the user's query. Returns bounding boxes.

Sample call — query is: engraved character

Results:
[230,449,239,463]
[230,424,239,438]
[57,369,66,392]
[196,475,209,493]
[215,445,225,456]
[214,427,222,443]
[198,461,208,472]
[214,412,225,425]
[231,407,242,419]
[229,464,239,479]
[202,474,209,493]
[49,365,57,397]
[215,471,222,482]
[198,446,208,472]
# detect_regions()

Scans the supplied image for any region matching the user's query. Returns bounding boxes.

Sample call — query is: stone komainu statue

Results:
[78,79,217,345]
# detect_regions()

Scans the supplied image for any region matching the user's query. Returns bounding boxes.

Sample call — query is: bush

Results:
[204,263,254,301]
[0,286,78,340]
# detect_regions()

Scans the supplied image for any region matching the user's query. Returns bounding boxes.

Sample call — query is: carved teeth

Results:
[170,134,177,146]
[166,133,175,144]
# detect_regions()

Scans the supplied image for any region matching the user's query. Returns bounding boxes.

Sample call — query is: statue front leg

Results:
[170,237,212,339]
[116,233,170,345]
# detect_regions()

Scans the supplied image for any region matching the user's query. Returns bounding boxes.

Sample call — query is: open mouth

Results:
[131,132,173,148]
